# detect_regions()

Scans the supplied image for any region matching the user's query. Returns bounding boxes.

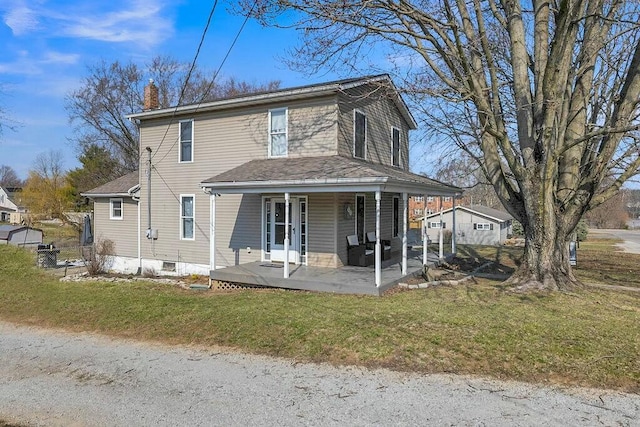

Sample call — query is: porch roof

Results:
[201,155,461,195]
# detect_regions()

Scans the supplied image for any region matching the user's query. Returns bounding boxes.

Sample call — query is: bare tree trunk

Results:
[506,225,581,291]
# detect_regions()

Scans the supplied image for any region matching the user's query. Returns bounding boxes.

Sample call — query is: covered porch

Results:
[201,156,461,295]
[210,248,443,295]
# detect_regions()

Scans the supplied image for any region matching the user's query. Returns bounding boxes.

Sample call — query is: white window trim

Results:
[429,221,442,228]
[179,119,194,163]
[268,107,288,158]
[109,198,123,220]
[180,194,195,241]
[475,223,492,231]
[353,109,367,159]
[427,196,434,202]
[391,126,401,167]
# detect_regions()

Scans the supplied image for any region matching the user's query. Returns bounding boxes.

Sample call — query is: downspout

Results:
[146,147,152,239]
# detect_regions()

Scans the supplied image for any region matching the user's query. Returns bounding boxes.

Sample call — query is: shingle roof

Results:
[424,204,513,222]
[0,225,41,240]
[128,74,417,129]
[466,205,514,221]
[201,155,459,193]
[81,171,140,197]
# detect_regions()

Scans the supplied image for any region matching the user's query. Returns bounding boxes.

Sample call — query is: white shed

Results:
[423,205,513,246]
[0,225,43,247]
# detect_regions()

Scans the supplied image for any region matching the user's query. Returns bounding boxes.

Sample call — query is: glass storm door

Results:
[270,199,299,263]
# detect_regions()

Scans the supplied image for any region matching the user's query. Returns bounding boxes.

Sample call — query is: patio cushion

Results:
[347,234,360,247]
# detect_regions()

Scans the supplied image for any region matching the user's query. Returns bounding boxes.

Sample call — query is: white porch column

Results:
[375,191,381,288]
[451,196,457,255]
[284,192,290,279]
[209,193,216,286]
[402,192,408,275]
[422,194,428,266]
[439,196,444,261]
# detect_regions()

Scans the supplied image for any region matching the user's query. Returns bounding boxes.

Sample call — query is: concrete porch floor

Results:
[210,248,445,296]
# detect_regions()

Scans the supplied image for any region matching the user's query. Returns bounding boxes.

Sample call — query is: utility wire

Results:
[153,0,259,166]
[151,0,219,162]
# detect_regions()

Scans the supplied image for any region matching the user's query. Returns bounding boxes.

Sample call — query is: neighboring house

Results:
[408,195,454,223]
[83,75,460,292]
[0,187,25,223]
[424,205,513,246]
[0,225,43,246]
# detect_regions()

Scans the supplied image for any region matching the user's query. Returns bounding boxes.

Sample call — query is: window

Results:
[427,196,434,202]
[179,120,193,162]
[413,208,423,216]
[474,223,493,230]
[269,108,288,157]
[393,196,400,238]
[414,196,424,202]
[354,110,366,159]
[443,196,452,202]
[180,195,195,240]
[391,127,400,167]
[426,209,434,215]
[110,198,123,220]
[428,221,446,229]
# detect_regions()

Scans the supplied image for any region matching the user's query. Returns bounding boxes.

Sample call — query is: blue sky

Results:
[0,0,351,180]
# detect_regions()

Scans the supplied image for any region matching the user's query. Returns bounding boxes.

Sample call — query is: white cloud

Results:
[3,4,39,36]
[41,51,80,65]
[56,0,173,48]
[0,50,79,76]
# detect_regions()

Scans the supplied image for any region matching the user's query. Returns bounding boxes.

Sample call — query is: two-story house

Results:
[83,75,460,294]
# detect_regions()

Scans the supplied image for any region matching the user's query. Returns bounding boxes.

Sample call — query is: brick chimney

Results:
[143,79,159,110]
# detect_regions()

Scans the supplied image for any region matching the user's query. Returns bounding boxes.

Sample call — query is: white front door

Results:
[270,198,299,264]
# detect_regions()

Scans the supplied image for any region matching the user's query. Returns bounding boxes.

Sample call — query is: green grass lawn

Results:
[0,237,638,392]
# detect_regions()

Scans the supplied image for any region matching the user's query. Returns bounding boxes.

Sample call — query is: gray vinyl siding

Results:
[425,210,507,246]
[308,193,338,267]
[334,192,402,266]
[336,85,411,169]
[93,197,138,258]
[137,98,338,268]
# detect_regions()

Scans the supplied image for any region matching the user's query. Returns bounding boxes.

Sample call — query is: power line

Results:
[153,0,259,166]
[151,0,220,162]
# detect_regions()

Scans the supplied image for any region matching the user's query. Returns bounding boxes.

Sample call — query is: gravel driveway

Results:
[1,322,638,426]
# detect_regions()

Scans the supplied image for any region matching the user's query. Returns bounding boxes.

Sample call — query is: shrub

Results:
[85,239,115,275]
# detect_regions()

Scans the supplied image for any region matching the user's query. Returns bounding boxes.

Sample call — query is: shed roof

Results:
[81,171,140,198]
[0,225,42,240]
[424,204,513,222]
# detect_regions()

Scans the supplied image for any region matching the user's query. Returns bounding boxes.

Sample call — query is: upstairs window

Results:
[181,195,195,240]
[110,198,123,220]
[179,120,193,162]
[391,127,400,167]
[269,108,288,158]
[413,208,423,216]
[354,110,366,159]
[414,196,424,202]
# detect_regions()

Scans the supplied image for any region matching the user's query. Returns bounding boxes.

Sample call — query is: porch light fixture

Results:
[343,202,354,219]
